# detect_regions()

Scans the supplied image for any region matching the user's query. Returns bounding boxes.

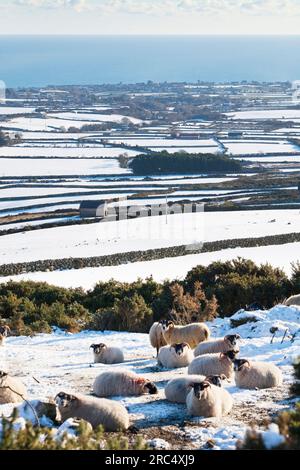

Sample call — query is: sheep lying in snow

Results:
[0,371,27,404]
[194,334,241,357]
[90,343,124,364]
[55,392,130,431]
[157,343,194,368]
[284,294,300,307]
[0,325,10,346]
[188,350,239,379]
[149,322,167,356]
[161,321,210,349]
[93,370,158,397]
[186,380,233,418]
[165,374,227,403]
[233,359,283,389]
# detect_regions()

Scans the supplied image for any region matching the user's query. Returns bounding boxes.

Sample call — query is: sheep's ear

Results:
[235,334,241,339]
[202,381,211,389]
[220,374,227,380]
[69,394,77,402]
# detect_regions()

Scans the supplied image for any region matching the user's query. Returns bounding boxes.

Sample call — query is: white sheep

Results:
[55,392,130,431]
[186,380,233,418]
[161,321,210,349]
[188,350,239,379]
[194,334,241,357]
[157,343,194,368]
[233,359,283,389]
[90,343,124,364]
[0,325,10,346]
[0,371,28,404]
[165,374,227,403]
[93,370,158,397]
[283,294,300,307]
[149,322,167,356]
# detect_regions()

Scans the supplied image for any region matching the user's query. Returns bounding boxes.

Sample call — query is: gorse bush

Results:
[0,258,298,335]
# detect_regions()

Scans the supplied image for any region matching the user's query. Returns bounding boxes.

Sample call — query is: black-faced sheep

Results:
[55,392,130,431]
[93,370,158,397]
[188,350,239,379]
[149,322,167,356]
[90,343,124,364]
[0,371,27,404]
[233,359,283,389]
[157,343,194,368]
[161,321,210,349]
[194,334,241,357]
[0,325,10,346]
[164,374,227,403]
[186,380,233,418]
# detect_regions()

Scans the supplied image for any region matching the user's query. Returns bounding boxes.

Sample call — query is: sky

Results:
[0,0,300,35]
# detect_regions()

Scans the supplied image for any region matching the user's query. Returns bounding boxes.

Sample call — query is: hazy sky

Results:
[0,0,300,35]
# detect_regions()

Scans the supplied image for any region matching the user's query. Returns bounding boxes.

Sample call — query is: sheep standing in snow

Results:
[161,321,210,349]
[188,350,239,379]
[284,294,300,307]
[0,325,10,346]
[186,380,233,418]
[194,334,241,357]
[55,392,130,431]
[90,343,124,364]
[93,370,158,397]
[165,374,227,403]
[233,359,283,389]
[0,371,27,404]
[157,343,194,368]
[149,322,167,356]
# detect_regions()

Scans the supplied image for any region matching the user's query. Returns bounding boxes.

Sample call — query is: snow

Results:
[5,241,299,289]
[225,142,299,155]
[149,146,220,154]
[227,110,300,121]
[0,158,129,177]
[1,209,300,265]
[0,147,140,158]
[0,305,298,450]
[0,107,35,115]
[260,423,285,449]
[49,112,143,125]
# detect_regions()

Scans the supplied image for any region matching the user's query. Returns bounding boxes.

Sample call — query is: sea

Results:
[0,35,300,88]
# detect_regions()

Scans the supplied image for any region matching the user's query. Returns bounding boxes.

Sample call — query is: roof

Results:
[80,200,106,209]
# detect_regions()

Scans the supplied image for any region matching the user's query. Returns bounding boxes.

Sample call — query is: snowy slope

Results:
[0,305,299,450]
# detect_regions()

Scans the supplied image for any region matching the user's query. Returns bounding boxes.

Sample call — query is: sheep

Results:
[90,343,124,364]
[0,325,10,346]
[93,370,158,397]
[233,359,283,389]
[149,322,167,356]
[55,392,130,431]
[186,380,233,418]
[283,294,300,307]
[188,350,239,379]
[165,374,227,403]
[194,334,241,357]
[0,371,28,404]
[157,343,194,368]
[161,321,210,349]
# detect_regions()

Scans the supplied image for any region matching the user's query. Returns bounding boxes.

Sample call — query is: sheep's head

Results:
[0,370,8,380]
[233,359,250,372]
[160,320,174,332]
[190,381,211,399]
[143,381,158,395]
[90,343,106,355]
[222,349,239,362]
[225,334,241,348]
[0,325,10,337]
[205,374,227,387]
[55,392,77,409]
[172,342,190,356]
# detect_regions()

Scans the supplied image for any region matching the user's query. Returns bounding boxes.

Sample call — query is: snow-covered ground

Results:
[0,147,140,158]
[226,109,300,121]
[224,142,299,155]
[3,241,299,289]
[1,209,299,265]
[0,305,298,450]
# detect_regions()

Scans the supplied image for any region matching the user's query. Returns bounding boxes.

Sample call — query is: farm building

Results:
[80,200,108,218]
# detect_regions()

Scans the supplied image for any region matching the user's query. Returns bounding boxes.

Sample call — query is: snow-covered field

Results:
[0,147,140,158]
[227,109,300,121]
[4,241,300,289]
[0,305,298,450]
[224,141,299,155]
[1,209,299,265]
